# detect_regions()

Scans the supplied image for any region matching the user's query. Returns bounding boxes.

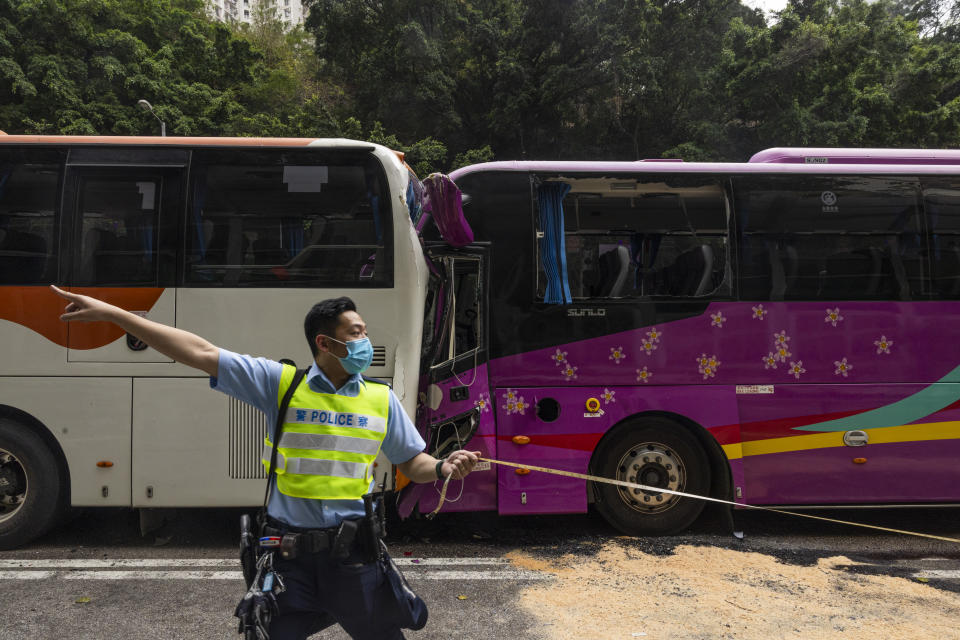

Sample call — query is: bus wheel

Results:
[0,419,65,550]
[593,417,710,535]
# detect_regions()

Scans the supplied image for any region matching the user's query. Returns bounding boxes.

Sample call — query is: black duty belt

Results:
[262,525,338,556]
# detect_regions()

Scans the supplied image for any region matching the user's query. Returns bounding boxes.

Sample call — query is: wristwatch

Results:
[435,459,445,479]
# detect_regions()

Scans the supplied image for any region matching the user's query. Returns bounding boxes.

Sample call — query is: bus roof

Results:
[0,134,379,151]
[449,158,960,181]
[749,147,960,164]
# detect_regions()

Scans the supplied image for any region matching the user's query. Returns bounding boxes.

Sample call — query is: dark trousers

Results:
[268,545,405,640]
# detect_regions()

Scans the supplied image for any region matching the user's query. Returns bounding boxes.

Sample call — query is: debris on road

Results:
[508,540,960,639]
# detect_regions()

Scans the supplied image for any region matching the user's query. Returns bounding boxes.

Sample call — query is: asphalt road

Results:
[2,504,960,639]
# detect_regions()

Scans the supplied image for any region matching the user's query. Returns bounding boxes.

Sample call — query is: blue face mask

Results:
[327,336,374,375]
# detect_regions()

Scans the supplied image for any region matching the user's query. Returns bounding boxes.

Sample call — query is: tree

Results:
[721,0,960,156]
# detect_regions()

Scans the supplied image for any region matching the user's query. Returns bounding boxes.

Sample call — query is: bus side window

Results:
[925,181,960,299]
[537,176,730,301]
[0,150,62,285]
[185,150,392,288]
[76,177,161,286]
[735,177,924,301]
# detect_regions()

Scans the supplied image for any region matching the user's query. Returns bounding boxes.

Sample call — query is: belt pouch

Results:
[280,533,300,560]
[332,520,358,561]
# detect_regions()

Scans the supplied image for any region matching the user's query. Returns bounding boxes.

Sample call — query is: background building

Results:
[207,0,307,29]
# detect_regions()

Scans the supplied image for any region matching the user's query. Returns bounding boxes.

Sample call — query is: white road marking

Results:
[410,570,548,581]
[62,571,243,580]
[0,559,237,568]
[0,558,547,581]
[0,570,55,580]
[0,557,510,569]
[913,569,960,579]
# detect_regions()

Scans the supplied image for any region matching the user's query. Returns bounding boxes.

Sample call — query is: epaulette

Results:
[361,375,392,388]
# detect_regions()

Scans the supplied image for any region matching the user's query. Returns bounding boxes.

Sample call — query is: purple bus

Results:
[398,148,960,535]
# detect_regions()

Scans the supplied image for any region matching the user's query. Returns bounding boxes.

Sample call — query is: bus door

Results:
[64,148,184,362]
[418,248,497,511]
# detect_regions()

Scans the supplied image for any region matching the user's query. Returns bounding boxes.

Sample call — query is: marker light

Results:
[512,435,531,445]
[96,461,114,468]
[515,468,531,475]
[852,458,867,464]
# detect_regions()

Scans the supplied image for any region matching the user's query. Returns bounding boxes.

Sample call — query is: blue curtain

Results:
[283,218,304,259]
[538,183,572,304]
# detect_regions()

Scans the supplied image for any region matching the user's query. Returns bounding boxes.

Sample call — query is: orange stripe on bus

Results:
[0,286,164,349]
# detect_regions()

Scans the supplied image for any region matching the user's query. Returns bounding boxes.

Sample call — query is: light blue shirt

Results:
[211,349,426,529]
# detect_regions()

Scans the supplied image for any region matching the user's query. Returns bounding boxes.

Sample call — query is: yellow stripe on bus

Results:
[721,420,960,460]
[723,421,960,460]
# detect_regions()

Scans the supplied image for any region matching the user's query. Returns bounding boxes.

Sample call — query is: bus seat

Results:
[658,244,713,296]
[204,222,230,265]
[597,245,630,297]
[767,240,786,300]
[692,244,714,296]
[80,228,113,283]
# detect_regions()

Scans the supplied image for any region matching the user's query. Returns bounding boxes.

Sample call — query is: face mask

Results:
[326,336,374,375]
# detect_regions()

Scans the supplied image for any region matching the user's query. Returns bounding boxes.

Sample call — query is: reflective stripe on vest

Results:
[262,364,390,500]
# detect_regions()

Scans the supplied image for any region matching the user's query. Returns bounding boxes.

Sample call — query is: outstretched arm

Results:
[51,285,220,377]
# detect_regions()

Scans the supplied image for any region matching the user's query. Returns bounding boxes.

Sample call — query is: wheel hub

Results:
[615,442,685,514]
[0,450,27,521]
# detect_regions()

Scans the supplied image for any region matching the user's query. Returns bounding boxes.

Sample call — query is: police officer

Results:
[51,286,480,639]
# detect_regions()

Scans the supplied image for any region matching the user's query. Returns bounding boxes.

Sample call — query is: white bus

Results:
[0,135,433,548]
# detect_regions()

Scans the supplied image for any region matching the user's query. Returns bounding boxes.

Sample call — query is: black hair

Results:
[304,297,357,358]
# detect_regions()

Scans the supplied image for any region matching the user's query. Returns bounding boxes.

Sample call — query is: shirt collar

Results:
[306,362,366,394]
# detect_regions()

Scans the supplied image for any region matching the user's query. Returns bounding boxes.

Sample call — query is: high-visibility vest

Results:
[262,364,390,500]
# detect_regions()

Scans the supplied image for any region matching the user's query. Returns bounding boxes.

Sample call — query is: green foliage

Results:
[2,0,960,167]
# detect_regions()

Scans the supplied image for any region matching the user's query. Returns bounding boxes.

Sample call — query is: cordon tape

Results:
[429,456,960,545]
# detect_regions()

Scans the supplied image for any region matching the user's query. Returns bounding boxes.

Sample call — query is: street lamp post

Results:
[136,99,166,136]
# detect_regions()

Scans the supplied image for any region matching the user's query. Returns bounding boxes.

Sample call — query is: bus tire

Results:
[592,416,710,536]
[0,418,65,550]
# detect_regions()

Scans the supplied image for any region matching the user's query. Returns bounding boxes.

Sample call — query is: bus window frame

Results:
[181,148,394,289]
[532,172,734,304]
[63,154,185,288]
[0,146,67,286]
[427,251,486,373]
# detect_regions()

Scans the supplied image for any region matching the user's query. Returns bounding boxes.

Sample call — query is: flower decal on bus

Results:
[602,388,616,404]
[825,307,844,327]
[502,389,530,415]
[646,327,663,343]
[752,304,768,320]
[710,312,726,328]
[774,344,792,363]
[561,364,578,380]
[609,346,626,364]
[875,336,893,354]
[636,366,652,383]
[551,348,568,366]
[641,339,657,355]
[698,354,720,379]
[771,330,793,363]
[475,392,491,413]
[834,358,852,377]
[788,360,806,379]
[763,352,778,369]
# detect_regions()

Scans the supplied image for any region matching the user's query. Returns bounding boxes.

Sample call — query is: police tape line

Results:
[475,457,960,545]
